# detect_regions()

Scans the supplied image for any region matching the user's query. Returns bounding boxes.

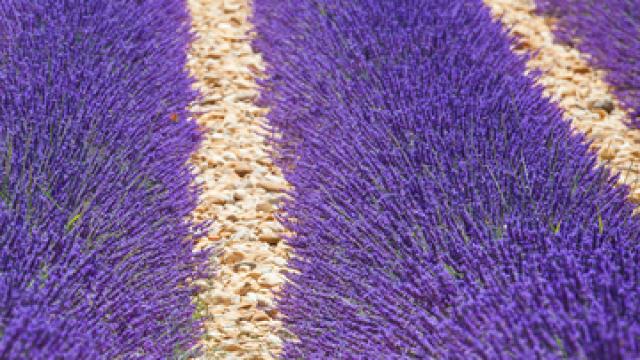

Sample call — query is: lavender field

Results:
[1,0,639,358]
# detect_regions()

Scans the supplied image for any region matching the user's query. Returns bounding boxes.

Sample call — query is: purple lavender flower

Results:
[0,0,207,358]
[253,0,640,357]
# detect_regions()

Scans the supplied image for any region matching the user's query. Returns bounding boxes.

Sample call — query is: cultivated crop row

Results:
[0,0,206,358]
[253,0,640,357]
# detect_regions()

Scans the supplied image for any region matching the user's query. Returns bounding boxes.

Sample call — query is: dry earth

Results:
[485,0,640,203]
[187,0,290,358]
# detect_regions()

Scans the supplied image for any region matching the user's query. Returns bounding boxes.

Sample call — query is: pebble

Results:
[257,180,286,192]
[266,334,283,347]
[210,291,239,306]
[252,310,271,321]
[234,190,247,201]
[233,162,253,177]
[255,201,273,212]
[258,273,283,288]
[224,3,242,13]
[206,194,231,205]
[258,230,280,245]
[233,261,257,272]
[222,343,242,352]
[222,251,245,264]
[591,98,615,113]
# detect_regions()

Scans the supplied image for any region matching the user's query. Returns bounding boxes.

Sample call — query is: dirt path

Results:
[187,0,289,358]
[485,0,640,203]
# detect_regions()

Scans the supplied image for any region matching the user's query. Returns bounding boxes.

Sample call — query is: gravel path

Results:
[187,0,289,358]
[486,0,640,203]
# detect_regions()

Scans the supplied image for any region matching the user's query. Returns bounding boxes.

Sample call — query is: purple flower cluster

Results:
[253,0,640,357]
[0,0,207,358]
[536,0,640,126]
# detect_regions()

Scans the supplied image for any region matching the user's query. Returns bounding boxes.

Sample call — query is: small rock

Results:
[595,109,607,120]
[218,327,240,338]
[573,64,590,74]
[206,194,230,205]
[235,282,255,296]
[234,90,258,102]
[223,2,242,13]
[258,273,283,288]
[255,293,273,307]
[193,279,210,289]
[222,151,238,162]
[591,99,614,113]
[209,291,238,306]
[205,329,221,339]
[217,22,233,31]
[258,230,280,245]
[255,201,272,212]
[222,182,236,191]
[222,343,242,352]
[234,190,247,201]
[600,146,616,160]
[252,310,270,321]
[273,257,287,267]
[244,292,259,304]
[233,261,257,272]
[266,308,278,318]
[233,162,253,177]
[210,133,225,141]
[231,227,251,242]
[237,309,254,322]
[222,251,245,264]
[266,334,283,347]
[238,322,258,335]
[257,180,286,192]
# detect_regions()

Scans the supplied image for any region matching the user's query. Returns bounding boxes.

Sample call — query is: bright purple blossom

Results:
[253,0,640,358]
[0,0,207,358]
[536,0,640,127]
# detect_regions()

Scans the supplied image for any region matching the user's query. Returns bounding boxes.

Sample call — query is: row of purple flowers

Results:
[0,0,206,358]
[253,0,639,357]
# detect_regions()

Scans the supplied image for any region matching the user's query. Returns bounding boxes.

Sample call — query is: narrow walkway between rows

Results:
[187,0,289,358]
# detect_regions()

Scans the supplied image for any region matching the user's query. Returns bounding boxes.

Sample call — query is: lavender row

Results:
[252,0,640,357]
[536,0,640,127]
[0,0,206,358]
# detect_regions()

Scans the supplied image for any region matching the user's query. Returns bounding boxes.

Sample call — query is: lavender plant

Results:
[253,0,640,358]
[0,0,207,358]
[536,0,640,126]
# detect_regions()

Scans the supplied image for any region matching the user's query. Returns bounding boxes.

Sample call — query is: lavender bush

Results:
[253,0,640,357]
[0,0,207,358]
[536,0,640,126]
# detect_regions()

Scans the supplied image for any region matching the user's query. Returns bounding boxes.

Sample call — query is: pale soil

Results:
[485,0,640,204]
[187,0,290,358]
